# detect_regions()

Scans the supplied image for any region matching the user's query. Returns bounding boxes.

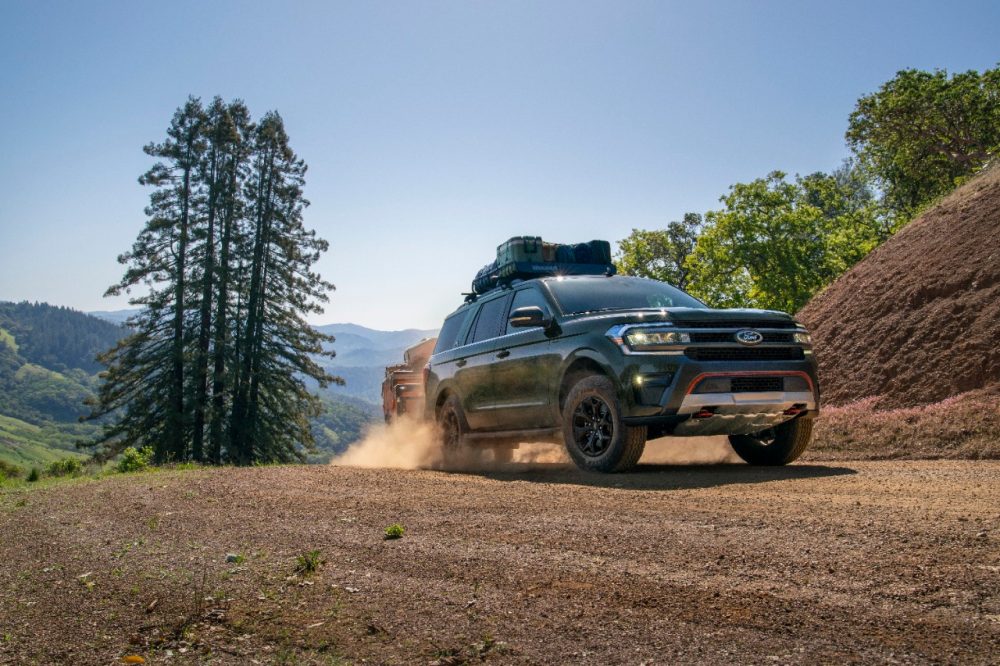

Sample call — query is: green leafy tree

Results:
[846,66,1000,218]
[685,171,885,312]
[615,213,701,289]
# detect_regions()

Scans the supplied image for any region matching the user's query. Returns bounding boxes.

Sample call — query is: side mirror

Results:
[509,306,551,329]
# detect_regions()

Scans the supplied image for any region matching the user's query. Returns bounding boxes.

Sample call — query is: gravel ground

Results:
[1,460,998,665]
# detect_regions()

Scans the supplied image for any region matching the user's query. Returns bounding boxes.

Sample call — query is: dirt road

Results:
[1,460,998,664]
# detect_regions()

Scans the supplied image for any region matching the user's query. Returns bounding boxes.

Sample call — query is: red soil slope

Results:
[798,166,1000,409]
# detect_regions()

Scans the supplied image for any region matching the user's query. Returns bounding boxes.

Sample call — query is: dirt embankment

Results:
[1,463,998,664]
[798,165,1000,459]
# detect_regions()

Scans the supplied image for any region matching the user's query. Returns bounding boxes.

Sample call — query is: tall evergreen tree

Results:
[228,112,339,464]
[209,100,253,464]
[88,98,338,465]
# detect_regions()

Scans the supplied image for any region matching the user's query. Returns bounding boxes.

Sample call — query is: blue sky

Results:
[1,1,997,330]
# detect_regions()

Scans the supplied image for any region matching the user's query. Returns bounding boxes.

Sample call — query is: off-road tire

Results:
[729,417,813,466]
[437,395,470,467]
[562,375,646,473]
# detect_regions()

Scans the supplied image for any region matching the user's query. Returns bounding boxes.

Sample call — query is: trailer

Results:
[381,337,437,423]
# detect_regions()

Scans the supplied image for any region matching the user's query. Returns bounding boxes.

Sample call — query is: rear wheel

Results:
[437,395,470,467]
[729,417,813,465]
[562,375,646,473]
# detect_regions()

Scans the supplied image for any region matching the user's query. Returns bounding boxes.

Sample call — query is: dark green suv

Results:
[424,275,819,472]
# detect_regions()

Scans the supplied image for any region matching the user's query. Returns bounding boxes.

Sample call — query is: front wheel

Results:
[729,417,813,465]
[562,375,646,473]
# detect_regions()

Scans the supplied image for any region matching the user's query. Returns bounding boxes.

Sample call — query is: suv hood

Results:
[564,307,798,329]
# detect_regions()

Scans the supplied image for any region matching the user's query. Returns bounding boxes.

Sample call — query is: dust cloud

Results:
[332,417,740,470]
[332,416,442,469]
[330,415,571,471]
[640,436,741,465]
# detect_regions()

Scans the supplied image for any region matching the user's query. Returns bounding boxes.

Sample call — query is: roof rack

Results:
[468,261,616,300]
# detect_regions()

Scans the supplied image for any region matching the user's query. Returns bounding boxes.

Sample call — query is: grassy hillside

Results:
[0,303,127,469]
[0,414,88,470]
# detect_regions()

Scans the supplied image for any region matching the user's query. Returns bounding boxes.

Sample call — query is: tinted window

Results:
[434,309,471,353]
[546,276,705,314]
[504,287,551,334]
[470,294,512,343]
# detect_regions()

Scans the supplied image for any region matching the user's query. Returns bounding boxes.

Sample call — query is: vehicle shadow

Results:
[454,462,857,491]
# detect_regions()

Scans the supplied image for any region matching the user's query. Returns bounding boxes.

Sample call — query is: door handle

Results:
[456,359,467,367]
[496,350,511,359]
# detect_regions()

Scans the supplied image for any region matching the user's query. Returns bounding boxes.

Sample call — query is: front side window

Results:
[504,287,551,334]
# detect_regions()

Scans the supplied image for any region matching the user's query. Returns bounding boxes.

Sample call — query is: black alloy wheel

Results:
[729,417,813,465]
[441,408,461,451]
[572,396,614,458]
[561,374,646,473]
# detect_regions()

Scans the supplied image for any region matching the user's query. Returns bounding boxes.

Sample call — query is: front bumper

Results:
[619,352,819,436]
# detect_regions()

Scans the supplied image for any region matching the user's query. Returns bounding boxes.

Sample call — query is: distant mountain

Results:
[88,308,142,325]
[314,323,438,404]
[4,302,126,374]
[317,323,438,351]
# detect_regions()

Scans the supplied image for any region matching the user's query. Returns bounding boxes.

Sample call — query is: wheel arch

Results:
[557,351,621,412]
[433,384,455,418]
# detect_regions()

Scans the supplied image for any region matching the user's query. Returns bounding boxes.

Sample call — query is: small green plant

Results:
[117,446,154,473]
[26,468,40,483]
[295,550,323,575]
[383,523,405,540]
[45,458,83,478]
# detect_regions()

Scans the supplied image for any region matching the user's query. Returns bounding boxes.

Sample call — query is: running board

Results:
[463,428,561,446]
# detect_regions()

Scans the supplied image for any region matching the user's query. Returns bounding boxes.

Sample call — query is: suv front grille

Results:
[689,331,794,343]
[730,376,784,392]
[678,320,798,329]
[685,347,805,362]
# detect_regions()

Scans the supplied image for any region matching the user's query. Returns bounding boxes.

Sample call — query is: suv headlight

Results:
[792,331,812,345]
[607,325,690,352]
[626,330,690,346]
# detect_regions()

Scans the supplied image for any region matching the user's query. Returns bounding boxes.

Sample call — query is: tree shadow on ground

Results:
[452,462,857,492]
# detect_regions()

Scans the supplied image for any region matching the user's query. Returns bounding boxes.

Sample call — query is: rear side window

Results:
[469,294,512,343]
[434,310,471,353]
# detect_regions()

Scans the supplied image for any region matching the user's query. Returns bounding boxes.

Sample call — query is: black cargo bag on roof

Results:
[586,239,612,264]
[472,260,499,294]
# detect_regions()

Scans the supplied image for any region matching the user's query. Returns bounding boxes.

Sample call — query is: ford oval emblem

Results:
[735,329,764,346]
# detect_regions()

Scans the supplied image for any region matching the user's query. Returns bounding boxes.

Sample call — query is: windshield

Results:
[546,276,705,314]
